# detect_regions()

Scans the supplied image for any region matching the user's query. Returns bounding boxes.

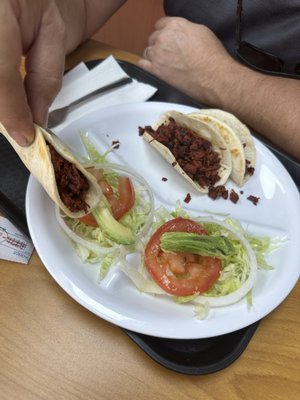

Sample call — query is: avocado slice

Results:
[92,205,135,245]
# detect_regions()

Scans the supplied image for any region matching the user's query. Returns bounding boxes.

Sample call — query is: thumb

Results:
[24,5,66,127]
[0,68,35,146]
[0,9,34,146]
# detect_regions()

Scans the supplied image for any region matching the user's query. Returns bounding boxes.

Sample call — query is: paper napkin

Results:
[49,55,157,131]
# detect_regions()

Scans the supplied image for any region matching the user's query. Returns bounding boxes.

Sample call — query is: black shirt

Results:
[164,0,300,75]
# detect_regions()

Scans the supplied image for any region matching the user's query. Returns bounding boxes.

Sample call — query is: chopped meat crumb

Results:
[247,195,260,205]
[208,185,228,200]
[112,140,120,149]
[184,193,192,203]
[229,189,239,204]
[245,159,255,176]
[138,126,152,136]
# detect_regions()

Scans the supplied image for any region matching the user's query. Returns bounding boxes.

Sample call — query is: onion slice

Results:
[193,218,257,307]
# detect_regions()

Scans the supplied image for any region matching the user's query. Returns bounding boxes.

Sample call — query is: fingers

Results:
[139,45,154,72]
[137,57,152,72]
[147,30,160,47]
[0,2,66,147]
[140,16,184,65]
[24,4,66,127]
[0,4,34,145]
[143,45,153,60]
[154,16,177,30]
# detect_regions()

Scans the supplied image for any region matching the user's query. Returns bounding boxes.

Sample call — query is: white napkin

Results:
[49,55,157,131]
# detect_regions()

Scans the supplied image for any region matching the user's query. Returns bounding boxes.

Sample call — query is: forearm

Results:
[55,0,127,53]
[208,61,300,161]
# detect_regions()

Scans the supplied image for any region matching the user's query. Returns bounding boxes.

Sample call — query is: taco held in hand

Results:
[0,123,102,218]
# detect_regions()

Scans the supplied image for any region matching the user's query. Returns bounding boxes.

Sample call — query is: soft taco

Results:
[188,109,256,186]
[140,110,232,193]
[0,123,102,218]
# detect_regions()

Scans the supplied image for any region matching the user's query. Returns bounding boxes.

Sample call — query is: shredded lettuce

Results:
[200,222,252,298]
[174,294,200,304]
[194,302,210,320]
[223,217,285,270]
[79,131,118,164]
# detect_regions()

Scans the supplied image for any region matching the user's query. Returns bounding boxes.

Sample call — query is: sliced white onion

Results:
[118,259,165,294]
[193,217,257,307]
[55,206,119,256]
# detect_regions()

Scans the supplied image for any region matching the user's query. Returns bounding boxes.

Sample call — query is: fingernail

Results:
[32,100,49,128]
[9,130,35,146]
[43,112,49,128]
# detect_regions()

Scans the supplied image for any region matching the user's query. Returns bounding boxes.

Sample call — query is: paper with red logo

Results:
[0,216,34,264]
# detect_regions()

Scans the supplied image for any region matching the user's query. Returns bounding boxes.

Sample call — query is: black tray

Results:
[1,59,299,375]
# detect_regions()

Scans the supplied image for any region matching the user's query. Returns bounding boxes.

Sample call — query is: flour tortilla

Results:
[142,110,232,193]
[190,109,256,186]
[0,123,102,218]
[188,112,245,186]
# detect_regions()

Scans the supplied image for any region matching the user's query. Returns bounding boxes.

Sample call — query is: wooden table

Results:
[1,40,299,400]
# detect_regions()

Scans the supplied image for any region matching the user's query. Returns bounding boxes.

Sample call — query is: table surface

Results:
[1,40,299,400]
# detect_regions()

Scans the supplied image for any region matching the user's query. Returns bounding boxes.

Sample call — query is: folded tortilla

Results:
[142,110,232,193]
[189,109,256,186]
[0,122,102,218]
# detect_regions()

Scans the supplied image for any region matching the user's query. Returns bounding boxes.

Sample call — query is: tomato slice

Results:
[80,170,135,225]
[79,214,98,227]
[98,180,114,197]
[144,217,221,296]
[105,176,135,220]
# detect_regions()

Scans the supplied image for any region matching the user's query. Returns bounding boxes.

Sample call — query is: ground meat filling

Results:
[247,195,260,205]
[48,144,90,213]
[141,118,222,189]
[245,159,255,176]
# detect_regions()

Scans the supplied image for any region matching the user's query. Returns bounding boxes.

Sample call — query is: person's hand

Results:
[0,0,68,146]
[138,16,300,161]
[138,17,237,107]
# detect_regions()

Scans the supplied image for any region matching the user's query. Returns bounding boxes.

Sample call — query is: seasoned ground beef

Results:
[112,140,120,149]
[208,185,228,200]
[245,159,255,176]
[48,144,89,213]
[184,193,192,203]
[140,118,222,189]
[229,189,239,204]
[247,195,260,205]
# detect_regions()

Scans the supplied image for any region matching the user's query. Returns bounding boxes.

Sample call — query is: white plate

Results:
[26,102,300,339]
